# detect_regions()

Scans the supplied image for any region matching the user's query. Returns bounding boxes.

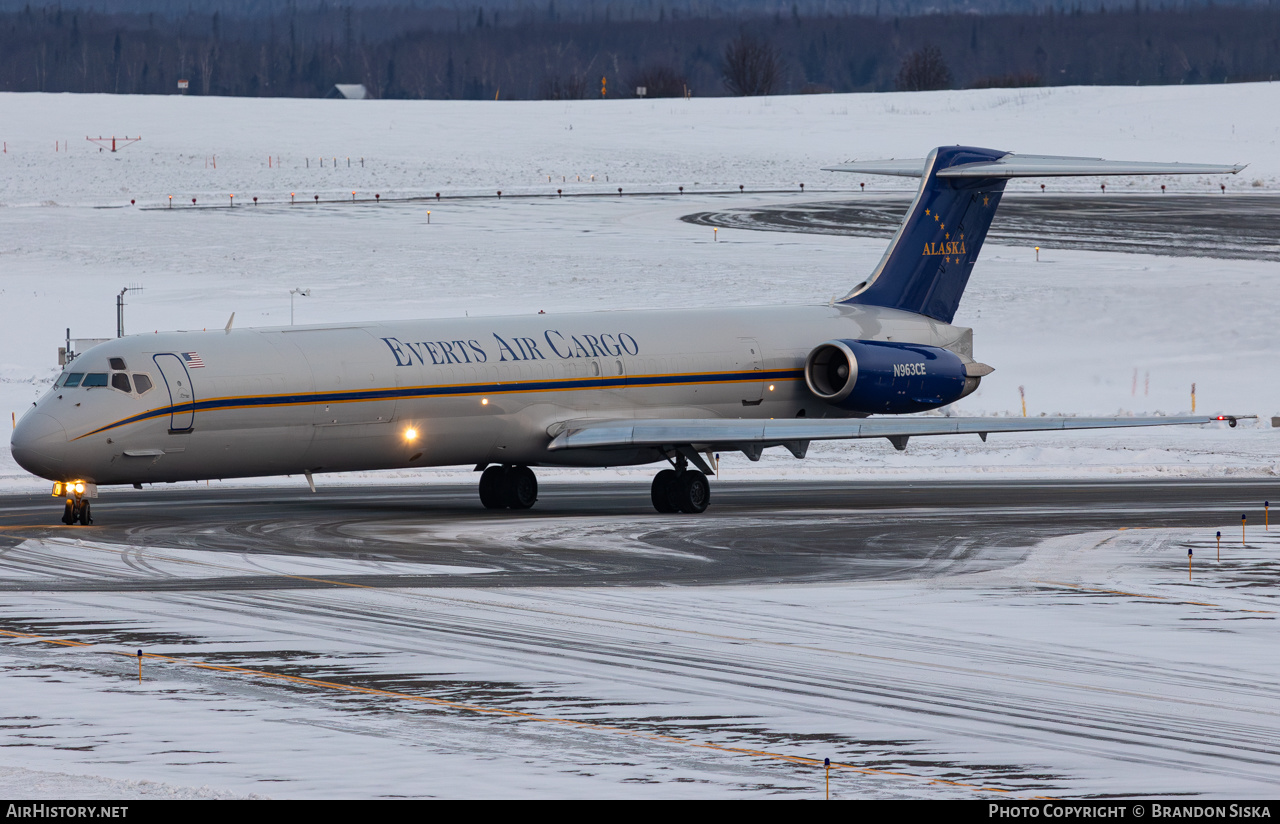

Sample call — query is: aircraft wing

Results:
[547,414,1245,453]
[823,154,1245,178]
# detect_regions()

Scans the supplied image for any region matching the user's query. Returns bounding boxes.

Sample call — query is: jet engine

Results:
[803,339,986,414]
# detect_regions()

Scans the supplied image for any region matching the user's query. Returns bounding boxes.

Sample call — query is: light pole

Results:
[117,285,143,337]
[290,288,311,325]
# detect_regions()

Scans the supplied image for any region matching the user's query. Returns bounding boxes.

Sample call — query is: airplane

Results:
[10,145,1247,524]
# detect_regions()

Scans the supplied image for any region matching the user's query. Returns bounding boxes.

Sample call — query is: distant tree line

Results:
[1,0,1276,23]
[1,5,1278,99]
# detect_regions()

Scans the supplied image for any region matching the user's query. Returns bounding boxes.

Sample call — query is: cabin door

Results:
[153,353,196,431]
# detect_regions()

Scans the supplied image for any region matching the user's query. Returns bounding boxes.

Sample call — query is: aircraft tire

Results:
[651,470,678,513]
[674,471,710,514]
[478,466,508,509]
[77,501,92,525]
[505,466,538,510]
[61,501,74,525]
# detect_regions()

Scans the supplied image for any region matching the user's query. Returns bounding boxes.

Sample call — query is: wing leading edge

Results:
[547,415,1246,453]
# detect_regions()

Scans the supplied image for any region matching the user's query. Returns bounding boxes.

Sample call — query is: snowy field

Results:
[2,85,1280,798]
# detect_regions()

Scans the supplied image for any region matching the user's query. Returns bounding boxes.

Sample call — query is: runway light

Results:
[403,428,418,441]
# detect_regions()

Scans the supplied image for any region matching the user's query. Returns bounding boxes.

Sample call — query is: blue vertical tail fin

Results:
[839,146,1008,324]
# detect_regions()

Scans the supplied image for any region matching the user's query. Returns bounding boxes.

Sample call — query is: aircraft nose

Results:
[10,412,68,480]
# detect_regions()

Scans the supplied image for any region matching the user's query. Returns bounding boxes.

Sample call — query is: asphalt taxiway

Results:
[685,193,1280,260]
[0,478,1271,591]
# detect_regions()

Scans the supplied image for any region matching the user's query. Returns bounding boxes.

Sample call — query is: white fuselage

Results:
[11,303,971,486]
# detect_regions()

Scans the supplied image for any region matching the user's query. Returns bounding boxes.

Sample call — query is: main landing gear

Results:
[650,454,710,514]
[478,464,538,510]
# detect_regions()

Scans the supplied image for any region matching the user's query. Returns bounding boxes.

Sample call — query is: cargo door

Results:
[735,337,765,406]
[289,327,397,425]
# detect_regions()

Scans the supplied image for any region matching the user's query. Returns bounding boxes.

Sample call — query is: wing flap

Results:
[547,415,1243,451]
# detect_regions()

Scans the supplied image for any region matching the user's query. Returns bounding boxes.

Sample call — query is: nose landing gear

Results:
[60,497,92,525]
[478,464,538,510]
[650,454,710,514]
[53,482,93,525]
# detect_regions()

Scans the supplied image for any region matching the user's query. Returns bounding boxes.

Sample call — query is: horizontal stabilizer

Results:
[547,414,1249,451]
[824,153,1245,178]
[821,158,929,177]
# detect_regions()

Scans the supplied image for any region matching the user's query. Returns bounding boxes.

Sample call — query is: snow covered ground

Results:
[3,519,1280,798]
[2,85,1279,797]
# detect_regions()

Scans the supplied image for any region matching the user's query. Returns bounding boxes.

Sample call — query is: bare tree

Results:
[197,42,217,94]
[628,64,687,97]
[896,44,952,91]
[721,32,783,96]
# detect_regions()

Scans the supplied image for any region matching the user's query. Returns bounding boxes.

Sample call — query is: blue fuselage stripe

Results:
[79,368,804,438]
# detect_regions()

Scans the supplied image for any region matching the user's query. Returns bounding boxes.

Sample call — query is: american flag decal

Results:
[182,352,205,368]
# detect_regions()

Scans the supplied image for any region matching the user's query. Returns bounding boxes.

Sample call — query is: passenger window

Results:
[83,373,108,387]
[133,374,153,395]
[111,373,132,393]
[64,373,84,388]
[109,358,127,370]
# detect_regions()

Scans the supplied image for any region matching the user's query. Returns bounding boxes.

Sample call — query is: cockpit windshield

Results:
[55,367,154,396]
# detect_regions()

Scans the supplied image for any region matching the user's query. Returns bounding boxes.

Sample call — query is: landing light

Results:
[768,384,775,391]
[404,428,418,441]
[481,398,489,406]
[73,482,85,494]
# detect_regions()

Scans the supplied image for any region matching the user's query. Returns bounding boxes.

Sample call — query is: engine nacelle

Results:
[804,339,976,414]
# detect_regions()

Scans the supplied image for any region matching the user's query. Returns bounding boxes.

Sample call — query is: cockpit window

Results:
[111,373,132,393]
[133,374,153,395]
[82,373,108,387]
[109,357,127,370]
[63,373,84,388]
